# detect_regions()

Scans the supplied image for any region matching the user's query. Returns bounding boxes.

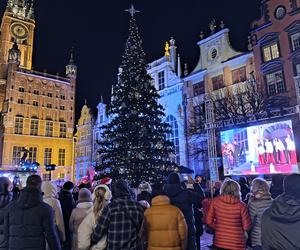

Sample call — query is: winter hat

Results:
[167,172,181,185]
[63,181,74,191]
[139,200,150,209]
[284,174,300,199]
[100,177,112,185]
[41,181,58,198]
[92,184,112,202]
[112,180,131,198]
[78,188,92,202]
[138,181,152,193]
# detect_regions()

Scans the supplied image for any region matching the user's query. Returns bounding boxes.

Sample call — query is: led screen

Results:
[221,120,299,176]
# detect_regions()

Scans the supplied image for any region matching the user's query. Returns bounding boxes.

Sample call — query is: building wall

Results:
[0,5,76,181]
[251,0,300,107]
[74,104,94,181]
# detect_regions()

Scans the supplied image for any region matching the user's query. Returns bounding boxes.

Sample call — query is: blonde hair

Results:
[251,178,270,196]
[93,187,108,217]
[220,179,241,200]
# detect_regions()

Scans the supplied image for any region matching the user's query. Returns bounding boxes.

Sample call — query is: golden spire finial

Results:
[165,41,170,57]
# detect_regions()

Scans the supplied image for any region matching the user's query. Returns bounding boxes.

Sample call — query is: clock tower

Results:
[0,0,35,77]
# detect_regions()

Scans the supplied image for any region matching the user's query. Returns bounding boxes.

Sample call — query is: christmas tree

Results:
[96,6,174,187]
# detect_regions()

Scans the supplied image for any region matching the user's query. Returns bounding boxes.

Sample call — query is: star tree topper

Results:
[125,4,140,17]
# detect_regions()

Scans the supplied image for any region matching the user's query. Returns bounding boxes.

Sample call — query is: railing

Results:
[17,68,70,83]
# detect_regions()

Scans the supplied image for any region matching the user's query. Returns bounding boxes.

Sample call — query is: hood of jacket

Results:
[76,201,93,209]
[163,184,183,198]
[269,194,300,223]
[0,192,12,209]
[41,181,57,198]
[151,195,170,206]
[218,194,241,204]
[17,187,43,209]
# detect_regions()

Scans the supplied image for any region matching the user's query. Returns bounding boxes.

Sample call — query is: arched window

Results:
[166,115,180,164]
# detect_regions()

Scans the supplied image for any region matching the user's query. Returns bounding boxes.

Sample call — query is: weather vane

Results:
[125,4,140,17]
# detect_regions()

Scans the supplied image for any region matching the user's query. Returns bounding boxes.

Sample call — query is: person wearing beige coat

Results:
[41,181,66,246]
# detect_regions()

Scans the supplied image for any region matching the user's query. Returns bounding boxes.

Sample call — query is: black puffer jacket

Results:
[163,184,204,250]
[5,187,61,250]
[262,194,300,250]
[0,193,12,250]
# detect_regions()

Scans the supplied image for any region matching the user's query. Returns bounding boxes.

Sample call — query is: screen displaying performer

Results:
[221,120,299,176]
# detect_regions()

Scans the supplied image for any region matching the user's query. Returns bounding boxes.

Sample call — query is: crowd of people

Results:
[0,172,299,250]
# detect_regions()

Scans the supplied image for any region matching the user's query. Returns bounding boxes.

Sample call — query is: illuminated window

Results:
[58,149,65,166]
[166,115,180,164]
[232,67,246,84]
[266,70,285,96]
[28,147,37,163]
[59,123,67,138]
[158,71,165,90]
[193,82,205,96]
[291,33,300,51]
[12,146,22,165]
[14,117,23,134]
[30,119,38,136]
[44,148,52,165]
[45,121,53,137]
[212,75,224,90]
[263,42,280,62]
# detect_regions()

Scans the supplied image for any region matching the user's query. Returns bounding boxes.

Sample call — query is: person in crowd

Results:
[137,181,152,204]
[206,179,251,250]
[239,176,250,202]
[193,175,205,250]
[5,175,60,250]
[78,185,112,250]
[247,178,272,250]
[262,174,300,249]
[42,181,66,247]
[143,194,188,250]
[163,173,204,250]
[91,180,144,249]
[0,177,12,250]
[69,188,93,250]
[99,177,112,190]
[59,181,75,250]
[213,181,222,198]
[138,200,150,211]
[269,174,284,199]
[72,186,79,203]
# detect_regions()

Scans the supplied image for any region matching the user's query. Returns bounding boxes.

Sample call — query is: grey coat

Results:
[248,196,272,247]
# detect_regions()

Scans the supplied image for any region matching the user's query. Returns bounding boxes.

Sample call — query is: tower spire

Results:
[66,47,77,79]
[177,54,182,77]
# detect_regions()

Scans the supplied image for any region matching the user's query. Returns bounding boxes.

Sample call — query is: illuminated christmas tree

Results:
[96,5,174,187]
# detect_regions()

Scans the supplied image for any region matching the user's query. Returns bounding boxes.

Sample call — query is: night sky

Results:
[0,0,261,122]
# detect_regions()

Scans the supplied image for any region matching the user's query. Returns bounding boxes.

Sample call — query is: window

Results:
[158,71,165,90]
[266,70,286,96]
[12,146,22,165]
[193,82,205,97]
[47,93,53,97]
[59,173,65,179]
[45,121,53,137]
[296,64,300,76]
[60,95,65,100]
[60,106,65,110]
[33,101,38,106]
[100,114,104,124]
[58,149,65,166]
[44,148,52,165]
[212,75,224,90]
[166,115,180,164]
[15,117,23,134]
[28,147,37,163]
[291,33,300,51]
[232,67,247,84]
[33,90,39,95]
[59,123,67,138]
[46,103,52,108]
[17,99,24,104]
[30,119,38,136]
[263,42,280,62]
[19,87,25,92]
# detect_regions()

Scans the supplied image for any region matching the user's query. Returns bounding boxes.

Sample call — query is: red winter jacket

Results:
[206,195,251,250]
